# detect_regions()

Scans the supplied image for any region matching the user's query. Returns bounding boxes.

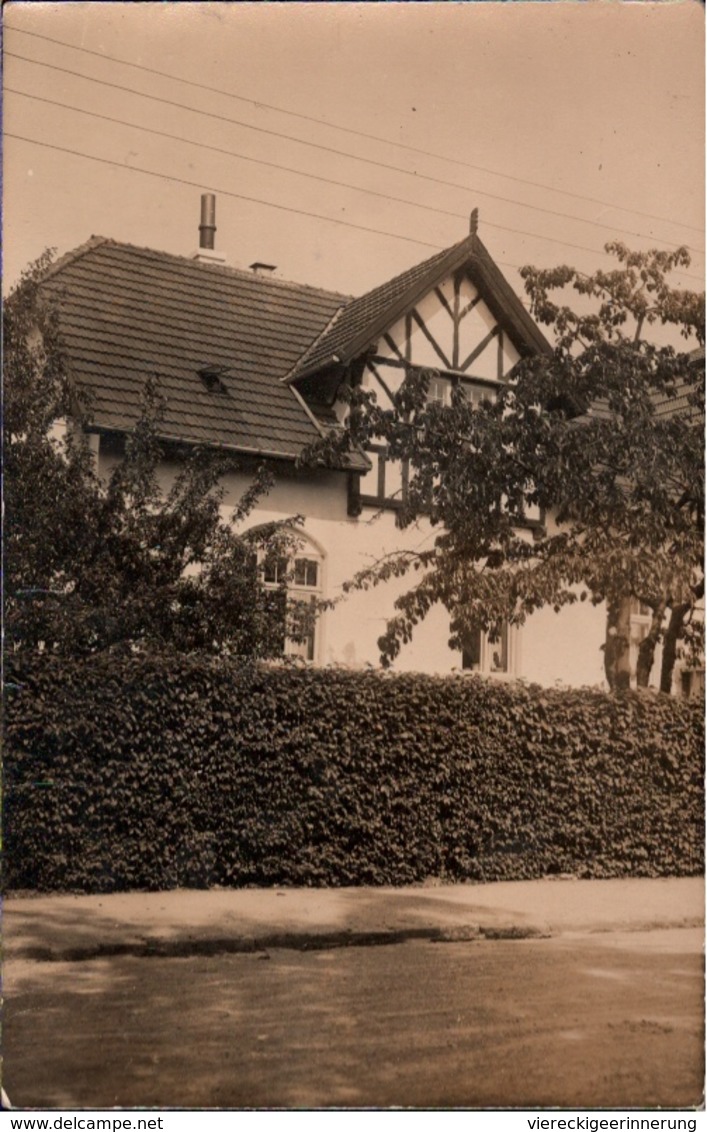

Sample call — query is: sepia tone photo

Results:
[3,0,705,1114]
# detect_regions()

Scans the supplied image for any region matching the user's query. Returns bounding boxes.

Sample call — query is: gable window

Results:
[427,375,449,406]
[261,538,324,662]
[457,381,496,408]
[460,623,513,676]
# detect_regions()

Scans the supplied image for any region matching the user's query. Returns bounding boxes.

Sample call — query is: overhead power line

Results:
[5,131,440,251]
[6,49,704,258]
[4,86,477,226]
[10,23,706,238]
[8,132,704,287]
[12,86,702,271]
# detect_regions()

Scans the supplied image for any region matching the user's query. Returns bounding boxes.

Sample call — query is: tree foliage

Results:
[308,243,704,691]
[4,253,309,658]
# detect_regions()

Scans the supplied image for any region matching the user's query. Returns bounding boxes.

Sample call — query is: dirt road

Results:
[4,927,703,1109]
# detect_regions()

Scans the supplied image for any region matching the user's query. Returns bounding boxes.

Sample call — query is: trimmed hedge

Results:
[4,653,704,892]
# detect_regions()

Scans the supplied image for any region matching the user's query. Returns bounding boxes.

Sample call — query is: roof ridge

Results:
[319,234,470,335]
[49,235,352,302]
[351,234,471,308]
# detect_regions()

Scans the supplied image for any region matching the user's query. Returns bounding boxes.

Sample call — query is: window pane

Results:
[461,628,482,670]
[458,383,475,404]
[294,558,319,588]
[263,556,287,584]
[264,588,287,653]
[286,596,316,661]
[489,623,509,673]
[428,377,447,405]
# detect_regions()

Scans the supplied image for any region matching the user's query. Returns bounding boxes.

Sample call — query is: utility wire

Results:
[4,87,477,227]
[10,23,706,238]
[12,86,699,270]
[8,132,703,287]
[6,49,704,257]
[5,131,441,252]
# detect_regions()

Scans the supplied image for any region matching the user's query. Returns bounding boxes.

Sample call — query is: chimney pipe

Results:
[199,193,216,250]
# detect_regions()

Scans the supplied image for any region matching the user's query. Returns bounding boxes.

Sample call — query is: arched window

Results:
[258,530,325,662]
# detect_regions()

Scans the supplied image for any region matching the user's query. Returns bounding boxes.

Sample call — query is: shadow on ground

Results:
[4,916,704,1109]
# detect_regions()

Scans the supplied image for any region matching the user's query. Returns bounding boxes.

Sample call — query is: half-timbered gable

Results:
[287,217,551,514]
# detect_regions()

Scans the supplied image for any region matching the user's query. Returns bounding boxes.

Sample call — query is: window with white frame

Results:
[426,374,498,409]
[427,374,449,406]
[460,623,514,676]
[261,540,324,662]
[457,381,495,408]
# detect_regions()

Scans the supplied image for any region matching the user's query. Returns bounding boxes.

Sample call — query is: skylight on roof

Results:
[198,365,231,395]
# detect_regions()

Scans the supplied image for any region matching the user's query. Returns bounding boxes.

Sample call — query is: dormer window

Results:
[198,365,230,394]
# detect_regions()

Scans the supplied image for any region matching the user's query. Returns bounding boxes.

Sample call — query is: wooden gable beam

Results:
[410,307,452,371]
[383,332,406,363]
[452,275,461,369]
[370,354,407,370]
[458,292,484,323]
[434,285,455,320]
[367,360,396,404]
[459,323,501,374]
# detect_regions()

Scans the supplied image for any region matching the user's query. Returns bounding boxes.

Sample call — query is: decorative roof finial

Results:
[469,208,479,236]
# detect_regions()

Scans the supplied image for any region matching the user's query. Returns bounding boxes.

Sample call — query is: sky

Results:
[3,1,705,304]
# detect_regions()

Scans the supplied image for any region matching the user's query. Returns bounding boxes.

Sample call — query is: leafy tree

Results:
[310,242,704,693]
[5,254,310,658]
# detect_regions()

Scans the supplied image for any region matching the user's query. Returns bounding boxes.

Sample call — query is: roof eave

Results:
[87,422,370,472]
[284,353,343,385]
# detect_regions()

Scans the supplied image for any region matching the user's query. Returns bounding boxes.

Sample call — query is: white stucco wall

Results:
[96,447,613,688]
[519,600,607,689]
[213,462,610,686]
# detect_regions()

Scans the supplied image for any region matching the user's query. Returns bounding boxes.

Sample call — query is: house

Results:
[39,197,700,693]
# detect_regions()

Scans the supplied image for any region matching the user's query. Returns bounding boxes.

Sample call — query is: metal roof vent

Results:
[250,262,277,276]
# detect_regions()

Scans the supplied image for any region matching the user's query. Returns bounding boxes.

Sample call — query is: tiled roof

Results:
[587,348,703,422]
[42,231,554,465]
[42,238,356,462]
[286,232,552,382]
[653,380,701,420]
[287,239,469,381]
[652,346,705,420]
